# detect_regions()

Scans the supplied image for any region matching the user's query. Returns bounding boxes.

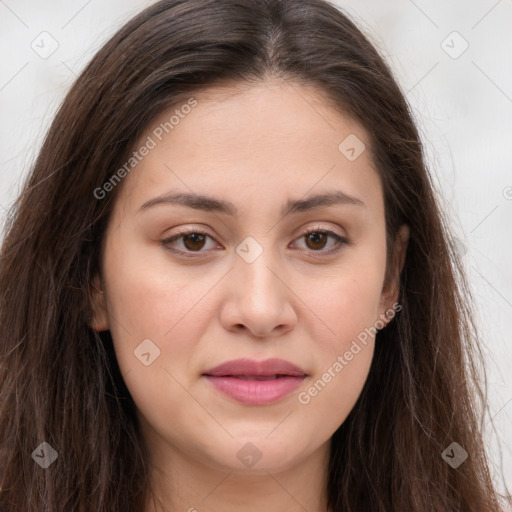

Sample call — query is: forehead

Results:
[115,81,384,220]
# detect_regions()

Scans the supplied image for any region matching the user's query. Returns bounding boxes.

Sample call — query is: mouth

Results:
[217,375,295,380]
[202,358,307,405]
[203,357,307,378]
[203,374,306,405]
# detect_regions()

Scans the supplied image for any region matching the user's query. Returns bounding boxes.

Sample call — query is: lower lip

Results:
[203,375,305,405]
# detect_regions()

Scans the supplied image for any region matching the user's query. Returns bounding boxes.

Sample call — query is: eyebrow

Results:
[138,190,365,217]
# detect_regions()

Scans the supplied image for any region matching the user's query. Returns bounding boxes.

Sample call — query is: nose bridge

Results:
[234,234,282,301]
[219,230,298,338]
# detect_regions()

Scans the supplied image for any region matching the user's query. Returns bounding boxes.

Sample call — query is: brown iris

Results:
[304,232,328,250]
[182,233,207,251]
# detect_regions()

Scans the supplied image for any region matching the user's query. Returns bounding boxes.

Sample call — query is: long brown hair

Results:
[0,0,509,510]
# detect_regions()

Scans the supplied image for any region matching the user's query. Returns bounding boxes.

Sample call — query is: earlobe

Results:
[89,274,109,332]
[378,224,410,325]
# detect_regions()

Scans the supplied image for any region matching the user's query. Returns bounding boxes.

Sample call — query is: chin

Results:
[199,436,313,475]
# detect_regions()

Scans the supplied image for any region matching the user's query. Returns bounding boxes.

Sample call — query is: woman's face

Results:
[91,80,407,476]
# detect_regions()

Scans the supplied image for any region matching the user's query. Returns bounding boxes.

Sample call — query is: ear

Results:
[378,224,409,324]
[89,274,109,332]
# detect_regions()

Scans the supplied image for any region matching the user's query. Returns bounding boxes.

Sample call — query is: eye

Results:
[161,227,349,258]
[293,228,349,255]
[161,229,219,255]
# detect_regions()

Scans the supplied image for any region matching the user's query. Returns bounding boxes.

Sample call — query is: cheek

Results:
[306,258,385,355]
[103,226,211,332]
[101,231,216,379]
[296,259,384,423]
[298,339,373,436]
[101,239,213,441]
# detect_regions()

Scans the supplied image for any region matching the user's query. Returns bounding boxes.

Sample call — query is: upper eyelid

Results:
[166,220,346,236]
[164,224,345,241]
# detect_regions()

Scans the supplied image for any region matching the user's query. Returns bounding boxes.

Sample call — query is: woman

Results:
[0,0,509,510]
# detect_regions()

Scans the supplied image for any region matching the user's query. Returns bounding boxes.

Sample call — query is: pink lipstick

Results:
[203,358,307,405]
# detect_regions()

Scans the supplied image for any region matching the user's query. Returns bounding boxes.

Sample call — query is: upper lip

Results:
[203,358,307,377]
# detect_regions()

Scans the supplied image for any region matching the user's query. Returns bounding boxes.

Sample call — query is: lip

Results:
[203,358,307,405]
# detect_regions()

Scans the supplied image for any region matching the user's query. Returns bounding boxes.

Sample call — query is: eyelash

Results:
[160,227,350,258]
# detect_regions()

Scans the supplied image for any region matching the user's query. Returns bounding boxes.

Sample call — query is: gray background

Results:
[1,0,511,503]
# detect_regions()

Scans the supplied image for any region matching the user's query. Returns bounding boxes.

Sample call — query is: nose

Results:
[219,242,297,339]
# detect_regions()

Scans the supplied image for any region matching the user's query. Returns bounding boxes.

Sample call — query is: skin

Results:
[90,80,409,512]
